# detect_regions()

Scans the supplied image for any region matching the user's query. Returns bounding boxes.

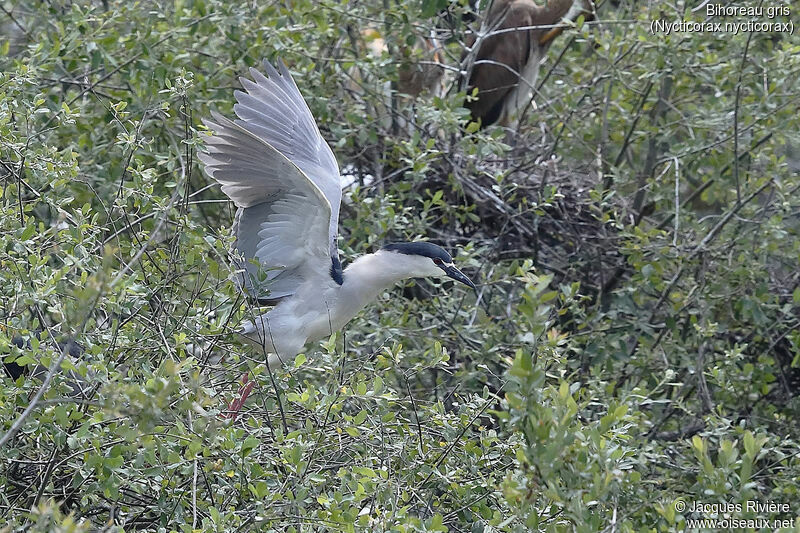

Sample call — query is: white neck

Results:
[334,250,438,324]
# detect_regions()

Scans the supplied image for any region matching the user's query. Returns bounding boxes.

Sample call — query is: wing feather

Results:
[230,60,342,270]
[200,74,341,299]
[233,60,341,213]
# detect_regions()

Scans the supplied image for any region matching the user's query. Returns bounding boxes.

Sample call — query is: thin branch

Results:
[732,0,761,203]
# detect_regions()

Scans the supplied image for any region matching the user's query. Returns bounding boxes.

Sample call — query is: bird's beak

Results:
[538,27,564,46]
[443,264,476,291]
[539,2,593,46]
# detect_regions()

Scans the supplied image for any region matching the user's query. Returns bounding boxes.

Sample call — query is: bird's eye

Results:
[433,258,444,266]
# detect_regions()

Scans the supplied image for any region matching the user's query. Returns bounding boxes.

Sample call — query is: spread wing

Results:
[199,60,343,300]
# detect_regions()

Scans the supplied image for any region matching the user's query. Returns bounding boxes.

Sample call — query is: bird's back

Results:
[463,0,593,127]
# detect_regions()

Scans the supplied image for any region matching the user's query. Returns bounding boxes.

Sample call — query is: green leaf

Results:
[242,436,260,456]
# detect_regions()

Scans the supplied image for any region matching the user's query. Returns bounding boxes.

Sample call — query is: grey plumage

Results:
[199,60,342,300]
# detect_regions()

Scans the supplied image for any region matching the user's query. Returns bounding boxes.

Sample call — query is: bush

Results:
[1,0,798,531]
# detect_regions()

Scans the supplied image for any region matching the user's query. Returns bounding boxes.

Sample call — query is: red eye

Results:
[433,258,444,266]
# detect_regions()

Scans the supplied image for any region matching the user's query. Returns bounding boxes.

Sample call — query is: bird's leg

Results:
[226,372,255,420]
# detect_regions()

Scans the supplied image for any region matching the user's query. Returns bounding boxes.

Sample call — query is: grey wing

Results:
[232,59,342,264]
[199,114,336,300]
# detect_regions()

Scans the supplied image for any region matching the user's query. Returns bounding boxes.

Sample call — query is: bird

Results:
[462,0,594,129]
[199,60,476,374]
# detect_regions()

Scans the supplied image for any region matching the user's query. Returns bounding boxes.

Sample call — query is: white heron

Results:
[199,60,476,372]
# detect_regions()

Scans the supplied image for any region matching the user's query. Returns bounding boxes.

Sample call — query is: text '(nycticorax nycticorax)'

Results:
[199,60,476,373]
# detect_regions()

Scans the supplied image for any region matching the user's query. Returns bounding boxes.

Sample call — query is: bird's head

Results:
[381,242,476,290]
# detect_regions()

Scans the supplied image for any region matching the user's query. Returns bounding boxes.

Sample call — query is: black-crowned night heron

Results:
[199,60,476,372]
[463,0,594,128]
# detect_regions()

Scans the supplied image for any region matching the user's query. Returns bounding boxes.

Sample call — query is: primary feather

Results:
[199,60,343,300]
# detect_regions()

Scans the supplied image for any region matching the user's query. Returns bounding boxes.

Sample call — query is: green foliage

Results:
[2,0,799,531]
